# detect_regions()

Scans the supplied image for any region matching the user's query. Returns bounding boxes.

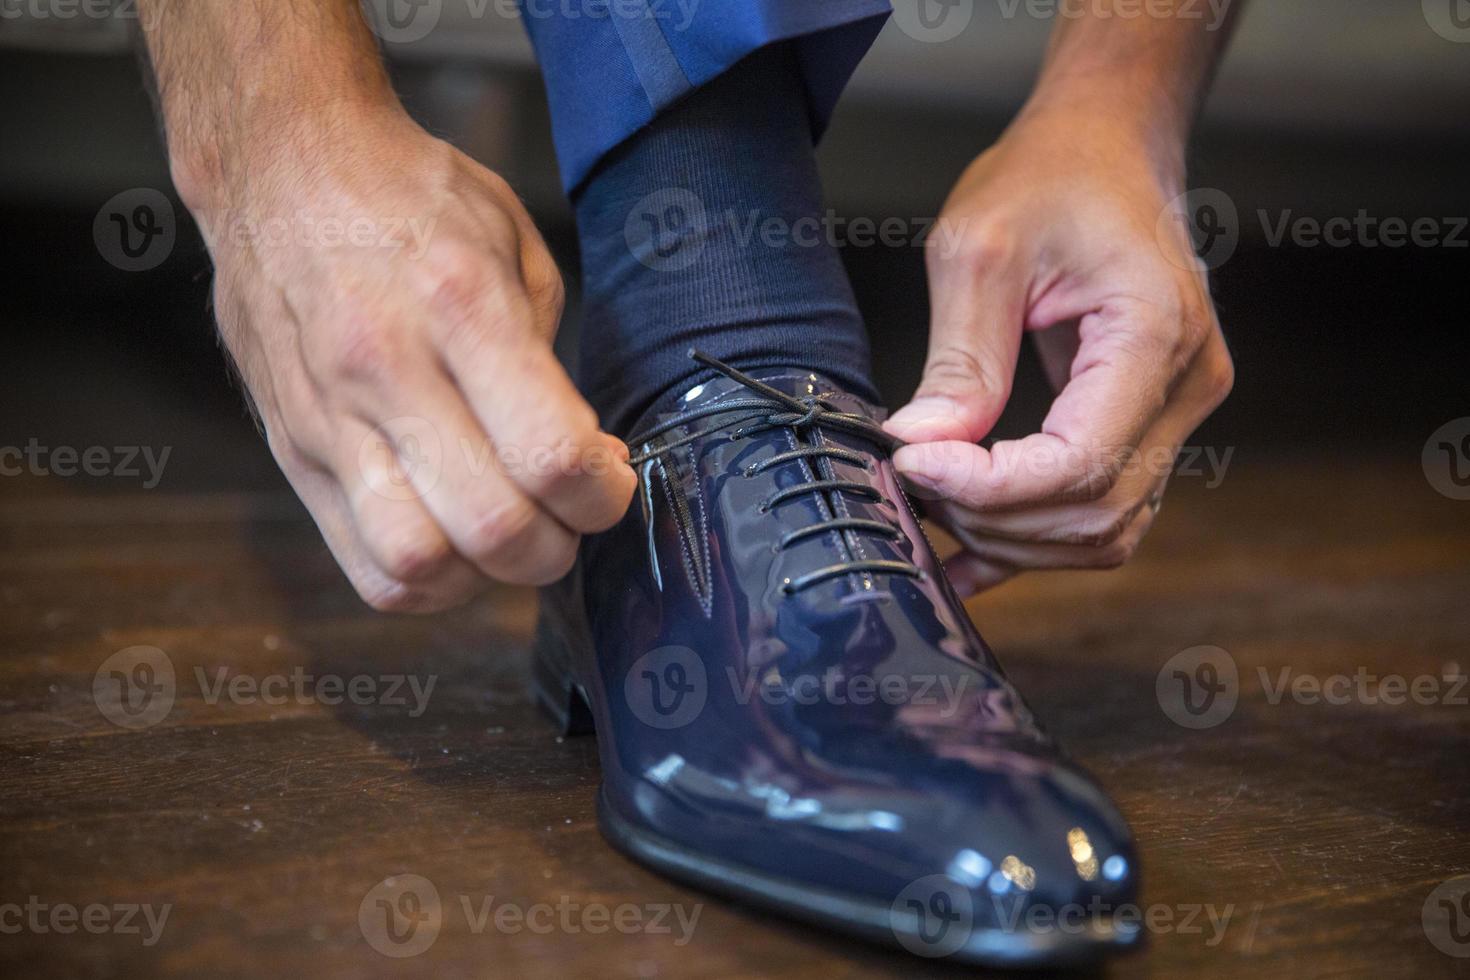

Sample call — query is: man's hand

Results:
[885,2,1240,596]
[140,1,635,612]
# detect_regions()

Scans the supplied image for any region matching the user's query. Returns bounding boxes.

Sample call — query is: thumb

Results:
[885,243,1026,443]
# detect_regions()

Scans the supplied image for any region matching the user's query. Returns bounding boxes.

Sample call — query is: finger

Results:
[894,302,1196,511]
[885,230,1030,442]
[364,393,582,588]
[268,440,452,613]
[429,277,636,533]
[1032,319,1080,393]
[334,416,489,601]
[945,553,1017,597]
[947,503,1158,573]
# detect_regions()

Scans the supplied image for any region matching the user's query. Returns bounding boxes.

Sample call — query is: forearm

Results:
[137,0,398,211]
[1021,0,1243,182]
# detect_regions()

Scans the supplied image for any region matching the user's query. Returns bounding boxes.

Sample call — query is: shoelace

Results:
[625,349,925,595]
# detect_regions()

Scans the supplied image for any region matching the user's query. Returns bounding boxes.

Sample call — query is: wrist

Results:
[1011,88,1188,198]
[171,88,404,218]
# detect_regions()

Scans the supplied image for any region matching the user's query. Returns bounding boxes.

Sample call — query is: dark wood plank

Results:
[2,455,1468,979]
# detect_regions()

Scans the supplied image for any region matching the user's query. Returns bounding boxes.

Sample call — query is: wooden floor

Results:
[3,456,1468,979]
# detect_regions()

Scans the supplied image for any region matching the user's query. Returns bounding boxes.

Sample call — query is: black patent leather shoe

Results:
[532,351,1141,966]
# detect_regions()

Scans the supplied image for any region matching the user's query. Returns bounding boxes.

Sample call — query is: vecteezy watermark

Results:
[0,0,165,32]
[195,210,438,259]
[1157,187,1239,271]
[993,0,1233,29]
[93,646,177,730]
[1424,875,1470,957]
[1156,645,1239,729]
[361,0,700,45]
[0,897,171,947]
[888,873,1252,958]
[356,418,628,502]
[728,668,977,716]
[892,0,1233,43]
[94,188,176,273]
[622,189,971,272]
[625,645,708,729]
[1423,0,1470,43]
[891,0,974,44]
[357,875,702,957]
[0,439,171,488]
[1158,189,1469,271]
[1423,418,1470,501]
[623,646,998,731]
[1158,645,1469,730]
[93,646,438,730]
[1258,665,1469,709]
[623,187,708,272]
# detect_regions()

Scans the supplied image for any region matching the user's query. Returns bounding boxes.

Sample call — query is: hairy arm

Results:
[138,0,397,211]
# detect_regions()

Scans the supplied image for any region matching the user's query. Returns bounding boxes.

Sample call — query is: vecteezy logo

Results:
[889,875,974,958]
[1157,645,1238,729]
[94,189,176,272]
[624,646,707,729]
[1423,418,1470,500]
[361,0,443,43]
[93,645,176,730]
[623,188,707,272]
[359,874,442,957]
[890,0,974,43]
[357,416,444,501]
[1156,188,1239,272]
[1424,876,1470,957]
[1423,0,1470,42]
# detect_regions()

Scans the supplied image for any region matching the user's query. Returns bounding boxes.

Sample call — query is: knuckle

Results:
[464,497,538,561]
[330,317,403,383]
[1094,536,1141,569]
[524,539,578,586]
[377,531,453,584]
[1205,346,1236,406]
[922,345,1001,397]
[1069,507,1134,548]
[524,253,567,322]
[948,222,1015,271]
[358,578,422,613]
[265,425,312,474]
[1075,447,1129,502]
[415,242,494,323]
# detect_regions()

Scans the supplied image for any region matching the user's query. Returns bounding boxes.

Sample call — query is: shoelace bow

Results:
[625,349,925,595]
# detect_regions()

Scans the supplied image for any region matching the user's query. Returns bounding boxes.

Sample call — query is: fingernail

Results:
[886,397,969,441]
[892,445,935,481]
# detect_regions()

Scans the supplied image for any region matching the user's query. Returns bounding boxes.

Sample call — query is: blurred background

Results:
[2,0,1468,494]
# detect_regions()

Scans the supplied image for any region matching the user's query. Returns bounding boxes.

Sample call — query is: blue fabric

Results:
[519,0,891,192]
[570,42,879,435]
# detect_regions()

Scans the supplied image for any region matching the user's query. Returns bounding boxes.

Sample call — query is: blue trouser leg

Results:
[519,1,892,432]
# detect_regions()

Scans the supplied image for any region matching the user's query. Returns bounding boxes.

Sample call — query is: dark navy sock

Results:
[570,41,878,436]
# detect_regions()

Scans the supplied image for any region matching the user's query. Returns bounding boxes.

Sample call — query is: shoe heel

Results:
[530,561,597,737]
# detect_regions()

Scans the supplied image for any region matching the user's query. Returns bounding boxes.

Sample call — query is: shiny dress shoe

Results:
[532,351,1141,966]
